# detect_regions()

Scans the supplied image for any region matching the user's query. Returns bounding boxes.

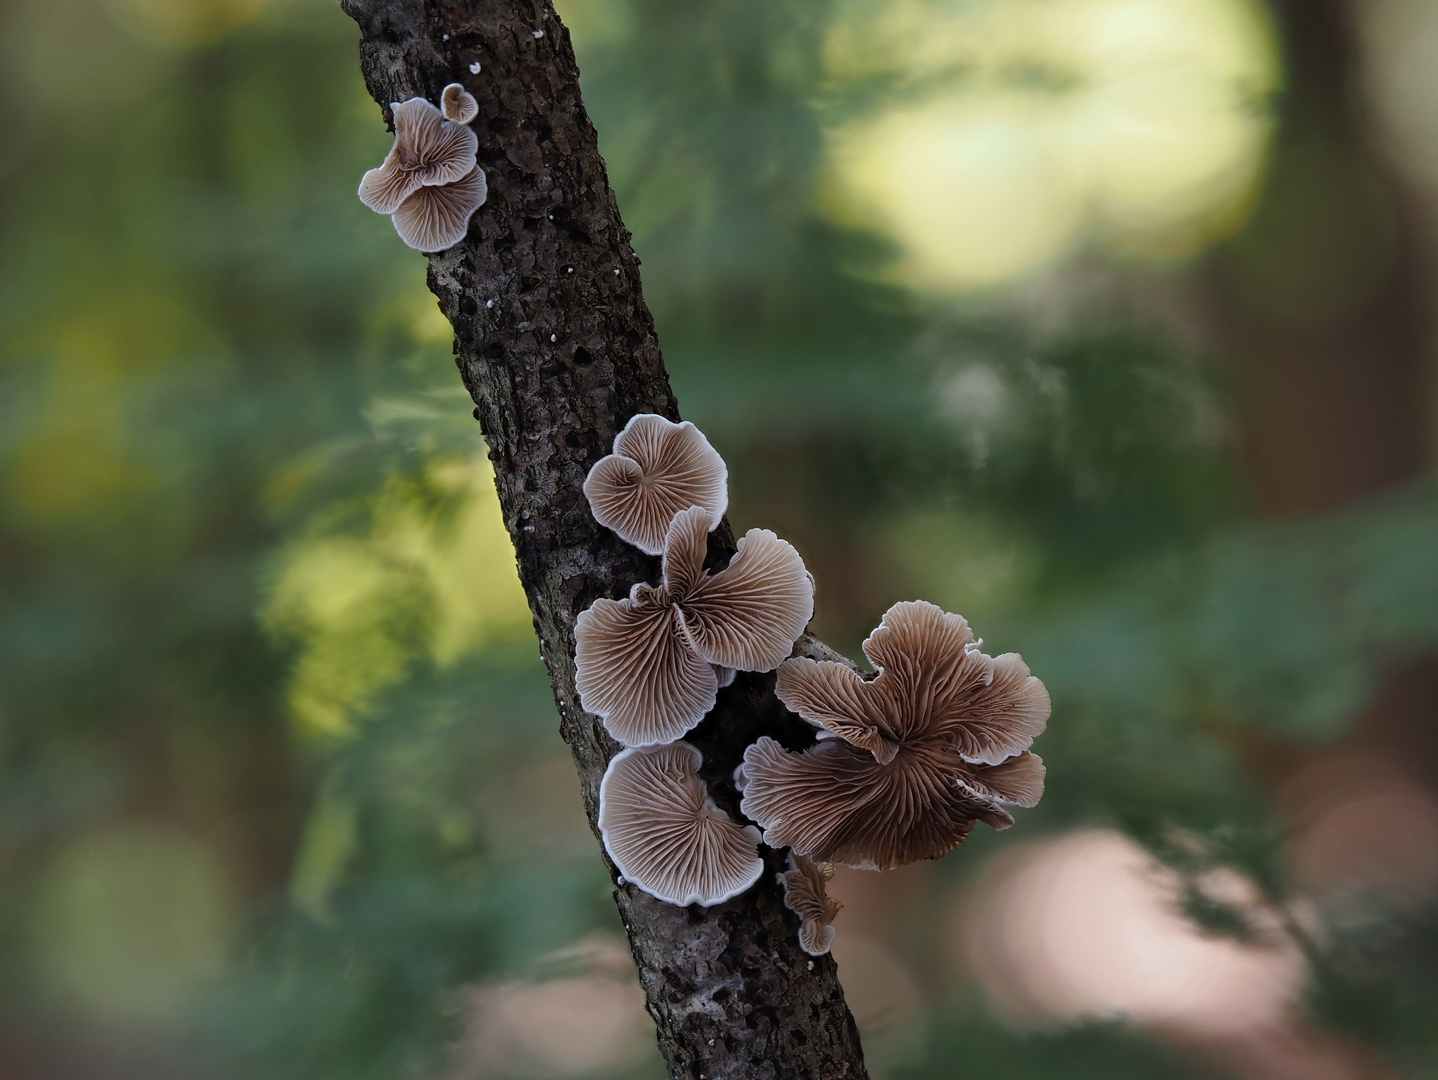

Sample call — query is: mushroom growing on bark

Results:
[358,96,487,252]
[575,505,813,747]
[391,166,487,252]
[583,414,728,557]
[598,742,764,907]
[779,853,843,956]
[737,600,1048,870]
[441,82,479,124]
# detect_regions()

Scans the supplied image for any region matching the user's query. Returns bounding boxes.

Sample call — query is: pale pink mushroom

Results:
[358,97,479,215]
[441,82,479,125]
[575,506,813,747]
[598,742,764,907]
[779,853,843,956]
[736,600,1048,870]
[583,414,728,556]
[392,165,487,252]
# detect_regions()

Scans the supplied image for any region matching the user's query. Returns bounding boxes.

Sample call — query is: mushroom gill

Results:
[598,742,764,907]
[779,853,843,956]
[737,600,1048,870]
[575,506,813,747]
[358,97,480,215]
[774,599,1049,767]
[441,82,479,125]
[583,414,728,556]
[391,165,488,252]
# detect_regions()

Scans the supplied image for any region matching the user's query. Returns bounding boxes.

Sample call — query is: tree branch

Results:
[339,0,870,1075]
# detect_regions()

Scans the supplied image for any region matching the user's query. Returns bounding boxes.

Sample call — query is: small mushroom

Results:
[736,600,1048,870]
[358,97,480,215]
[391,165,488,252]
[583,414,727,556]
[779,853,842,956]
[441,82,479,125]
[576,505,814,747]
[598,742,764,907]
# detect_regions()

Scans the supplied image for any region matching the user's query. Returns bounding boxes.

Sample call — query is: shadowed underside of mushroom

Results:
[575,506,813,747]
[598,742,764,907]
[739,736,1043,870]
[583,414,728,556]
[358,97,479,215]
[779,853,843,956]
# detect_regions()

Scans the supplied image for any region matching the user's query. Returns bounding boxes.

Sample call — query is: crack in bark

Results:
[339,0,870,1076]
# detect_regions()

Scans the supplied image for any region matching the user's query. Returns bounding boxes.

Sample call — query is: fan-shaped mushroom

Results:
[736,600,1048,870]
[576,506,813,747]
[583,414,727,556]
[358,97,479,215]
[441,82,479,125]
[392,165,488,252]
[598,742,764,907]
[779,853,842,956]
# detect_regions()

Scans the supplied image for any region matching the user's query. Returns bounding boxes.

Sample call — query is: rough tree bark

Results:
[338,1,871,1077]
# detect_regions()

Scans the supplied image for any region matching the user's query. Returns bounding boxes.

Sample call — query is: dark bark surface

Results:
[338,1,870,1076]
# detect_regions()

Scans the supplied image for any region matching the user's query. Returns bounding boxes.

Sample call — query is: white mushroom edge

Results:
[598,743,765,908]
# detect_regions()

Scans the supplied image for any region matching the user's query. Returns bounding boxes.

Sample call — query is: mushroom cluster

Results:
[582,415,813,909]
[577,415,813,748]
[359,83,487,252]
[576,415,1050,962]
[738,601,1048,871]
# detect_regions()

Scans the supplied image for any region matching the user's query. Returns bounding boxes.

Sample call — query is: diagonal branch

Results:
[339,0,871,1075]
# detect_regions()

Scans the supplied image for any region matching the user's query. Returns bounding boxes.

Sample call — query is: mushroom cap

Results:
[779,853,842,957]
[358,97,480,215]
[663,506,814,672]
[392,165,488,252]
[583,414,727,556]
[574,591,719,748]
[441,82,479,125]
[738,736,1043,871]
[598,742,764,907]
[774,600,1049,766]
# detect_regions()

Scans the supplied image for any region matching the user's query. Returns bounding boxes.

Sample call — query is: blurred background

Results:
[2,0,1436,1077]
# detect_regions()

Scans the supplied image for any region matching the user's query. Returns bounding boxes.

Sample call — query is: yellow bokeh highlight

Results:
[823,0,1280,291]
[264,457,532,737]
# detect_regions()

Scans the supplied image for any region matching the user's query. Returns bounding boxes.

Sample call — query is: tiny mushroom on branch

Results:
[779,853,843,956]
[440,82,479,125]
[576,505,813,747]
[737,600,1049,870]
[583,414,728,557]
[598,742,764,907]
[358,96,487,252]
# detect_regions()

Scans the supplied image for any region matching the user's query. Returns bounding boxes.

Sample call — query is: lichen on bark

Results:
[339,0,870,1075]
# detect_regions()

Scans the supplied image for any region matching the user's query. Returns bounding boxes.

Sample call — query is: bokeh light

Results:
[822,0,1280,290]
[31,824,237,1023]
[959,831,1305,1035]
